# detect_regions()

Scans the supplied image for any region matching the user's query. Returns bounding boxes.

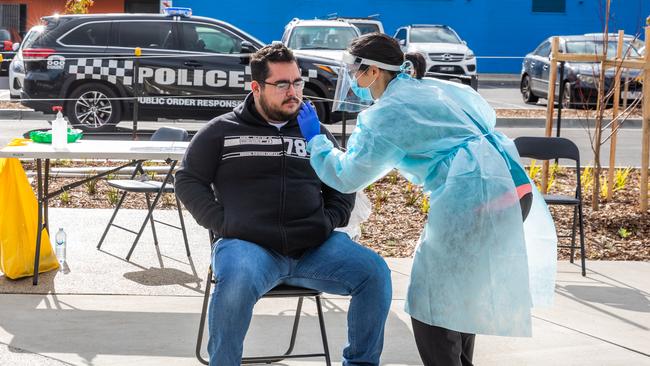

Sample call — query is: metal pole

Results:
[341,111,347,148]
[43,159,50,234]
[33,159,43,285]
[132,47,142,141]
[557,61,565,138]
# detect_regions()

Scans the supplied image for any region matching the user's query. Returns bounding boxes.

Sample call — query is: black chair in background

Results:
[196,231,332,365]
[97,127,190,261]
[514,136,586,276]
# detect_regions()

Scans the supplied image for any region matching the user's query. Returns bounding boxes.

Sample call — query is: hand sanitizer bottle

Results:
[51,106,68,149]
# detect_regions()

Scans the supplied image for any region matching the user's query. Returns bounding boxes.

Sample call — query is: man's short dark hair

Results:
[250,43,297,82]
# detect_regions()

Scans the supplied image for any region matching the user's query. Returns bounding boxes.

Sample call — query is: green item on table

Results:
[29,129,83,144]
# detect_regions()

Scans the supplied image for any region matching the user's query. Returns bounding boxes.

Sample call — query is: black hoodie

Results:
[175,93,355,257]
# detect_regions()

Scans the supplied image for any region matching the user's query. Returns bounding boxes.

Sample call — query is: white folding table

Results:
[0,139,189,285]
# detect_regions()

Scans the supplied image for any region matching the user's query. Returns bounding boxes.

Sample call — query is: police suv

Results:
[20,8,342,132]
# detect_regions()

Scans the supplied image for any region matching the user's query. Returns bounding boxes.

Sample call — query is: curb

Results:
[0,109,641,130]
[495,117,642,129]
[0,109,49,120]
[478,79,520,88]
[477,74,520,88]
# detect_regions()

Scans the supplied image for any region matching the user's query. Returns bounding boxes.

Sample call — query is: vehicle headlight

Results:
[12,60,24,73]
[577,74,596,86]
[465,51,475,60]
[314,64,339,75]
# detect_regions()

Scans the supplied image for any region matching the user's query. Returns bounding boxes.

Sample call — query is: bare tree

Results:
[589,0,611,210]
[582,0,643,210]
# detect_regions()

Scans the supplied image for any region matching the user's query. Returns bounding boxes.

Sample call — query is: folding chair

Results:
[514,136,586,276]
[196,233,332,365]
[97,127,191,261]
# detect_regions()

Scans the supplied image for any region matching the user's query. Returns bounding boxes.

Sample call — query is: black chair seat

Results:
[207,277,323,297]
[107,179,175,193]
[543,194,580,205]
[264,284,322,298]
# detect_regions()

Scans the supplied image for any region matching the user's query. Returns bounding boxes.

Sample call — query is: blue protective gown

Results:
[308,75,557,337]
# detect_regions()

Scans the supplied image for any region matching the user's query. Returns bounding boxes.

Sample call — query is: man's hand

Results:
[297,101,321,142]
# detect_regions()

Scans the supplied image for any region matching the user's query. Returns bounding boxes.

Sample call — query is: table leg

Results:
[44,159,50,234]
[33,158,43,285]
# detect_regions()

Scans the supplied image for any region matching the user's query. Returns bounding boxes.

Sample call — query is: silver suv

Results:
[394,24,478,89]
[282,18,360,61]
[333,16,384,34]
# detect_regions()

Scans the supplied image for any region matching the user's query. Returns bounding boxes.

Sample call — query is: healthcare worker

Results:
[404,52,426,79]
[296,33,557,366]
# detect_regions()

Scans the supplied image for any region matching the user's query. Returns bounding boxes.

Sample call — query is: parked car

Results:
[331,16,384,34]
[583,33,645,53]
[281,18,361,61]
[520,35,643,108]
[20,8,344,132]
[393,24,477,89]
[0,28,17,77]
[9,25,44,99]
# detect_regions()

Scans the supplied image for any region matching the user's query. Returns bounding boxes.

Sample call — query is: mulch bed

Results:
[0,101,29,109]
[20,160,650,261]
[496,107,642,119]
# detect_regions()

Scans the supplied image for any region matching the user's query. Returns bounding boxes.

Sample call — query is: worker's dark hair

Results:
[250,43,297,82]
[404,52,426,79]
[348,33,403,77]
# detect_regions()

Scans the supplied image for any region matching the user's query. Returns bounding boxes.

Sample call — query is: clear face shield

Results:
[332,51,403,113]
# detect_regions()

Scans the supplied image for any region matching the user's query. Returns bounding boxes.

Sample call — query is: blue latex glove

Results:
[297,101,321,142]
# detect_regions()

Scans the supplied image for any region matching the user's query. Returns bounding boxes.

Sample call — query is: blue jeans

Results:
[207,231,392,366]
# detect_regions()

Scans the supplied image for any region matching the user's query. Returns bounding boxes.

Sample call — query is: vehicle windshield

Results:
[629,38,644,51]
[350,23,380,35]
[410,27,461,44]
[0,29,10,41]
[288,26,358,50]
[565,40,640,57]
[21,26,45,50]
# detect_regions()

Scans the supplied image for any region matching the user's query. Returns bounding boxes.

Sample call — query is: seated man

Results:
[175,43,392,366]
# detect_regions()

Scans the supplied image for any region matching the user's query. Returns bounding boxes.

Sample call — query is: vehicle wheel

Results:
[66,82,122,132]
[521,75,539,104]
[303,87,329,124]
[561,81,574,109]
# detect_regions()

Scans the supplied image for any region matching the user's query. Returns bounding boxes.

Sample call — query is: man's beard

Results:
[259,94,301,121]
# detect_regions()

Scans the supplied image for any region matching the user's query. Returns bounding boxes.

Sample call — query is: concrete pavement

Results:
[1,208,649,365]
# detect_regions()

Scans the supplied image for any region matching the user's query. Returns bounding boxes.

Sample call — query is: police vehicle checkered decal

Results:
[302,69,318,81]
[67,59,317,88]
[68,59,134,85]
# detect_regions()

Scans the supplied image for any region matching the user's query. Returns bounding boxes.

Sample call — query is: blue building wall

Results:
[174,0,647,73]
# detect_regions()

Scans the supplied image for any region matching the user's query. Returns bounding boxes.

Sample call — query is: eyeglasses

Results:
[261,79,305,92]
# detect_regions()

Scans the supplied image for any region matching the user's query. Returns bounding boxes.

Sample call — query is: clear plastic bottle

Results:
[51,106,68,149]
[55,228,66,268]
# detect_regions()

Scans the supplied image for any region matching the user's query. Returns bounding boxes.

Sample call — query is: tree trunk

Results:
[591,0,611,211]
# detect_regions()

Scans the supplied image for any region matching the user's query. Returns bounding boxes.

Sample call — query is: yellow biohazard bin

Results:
[0,158,59,279]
